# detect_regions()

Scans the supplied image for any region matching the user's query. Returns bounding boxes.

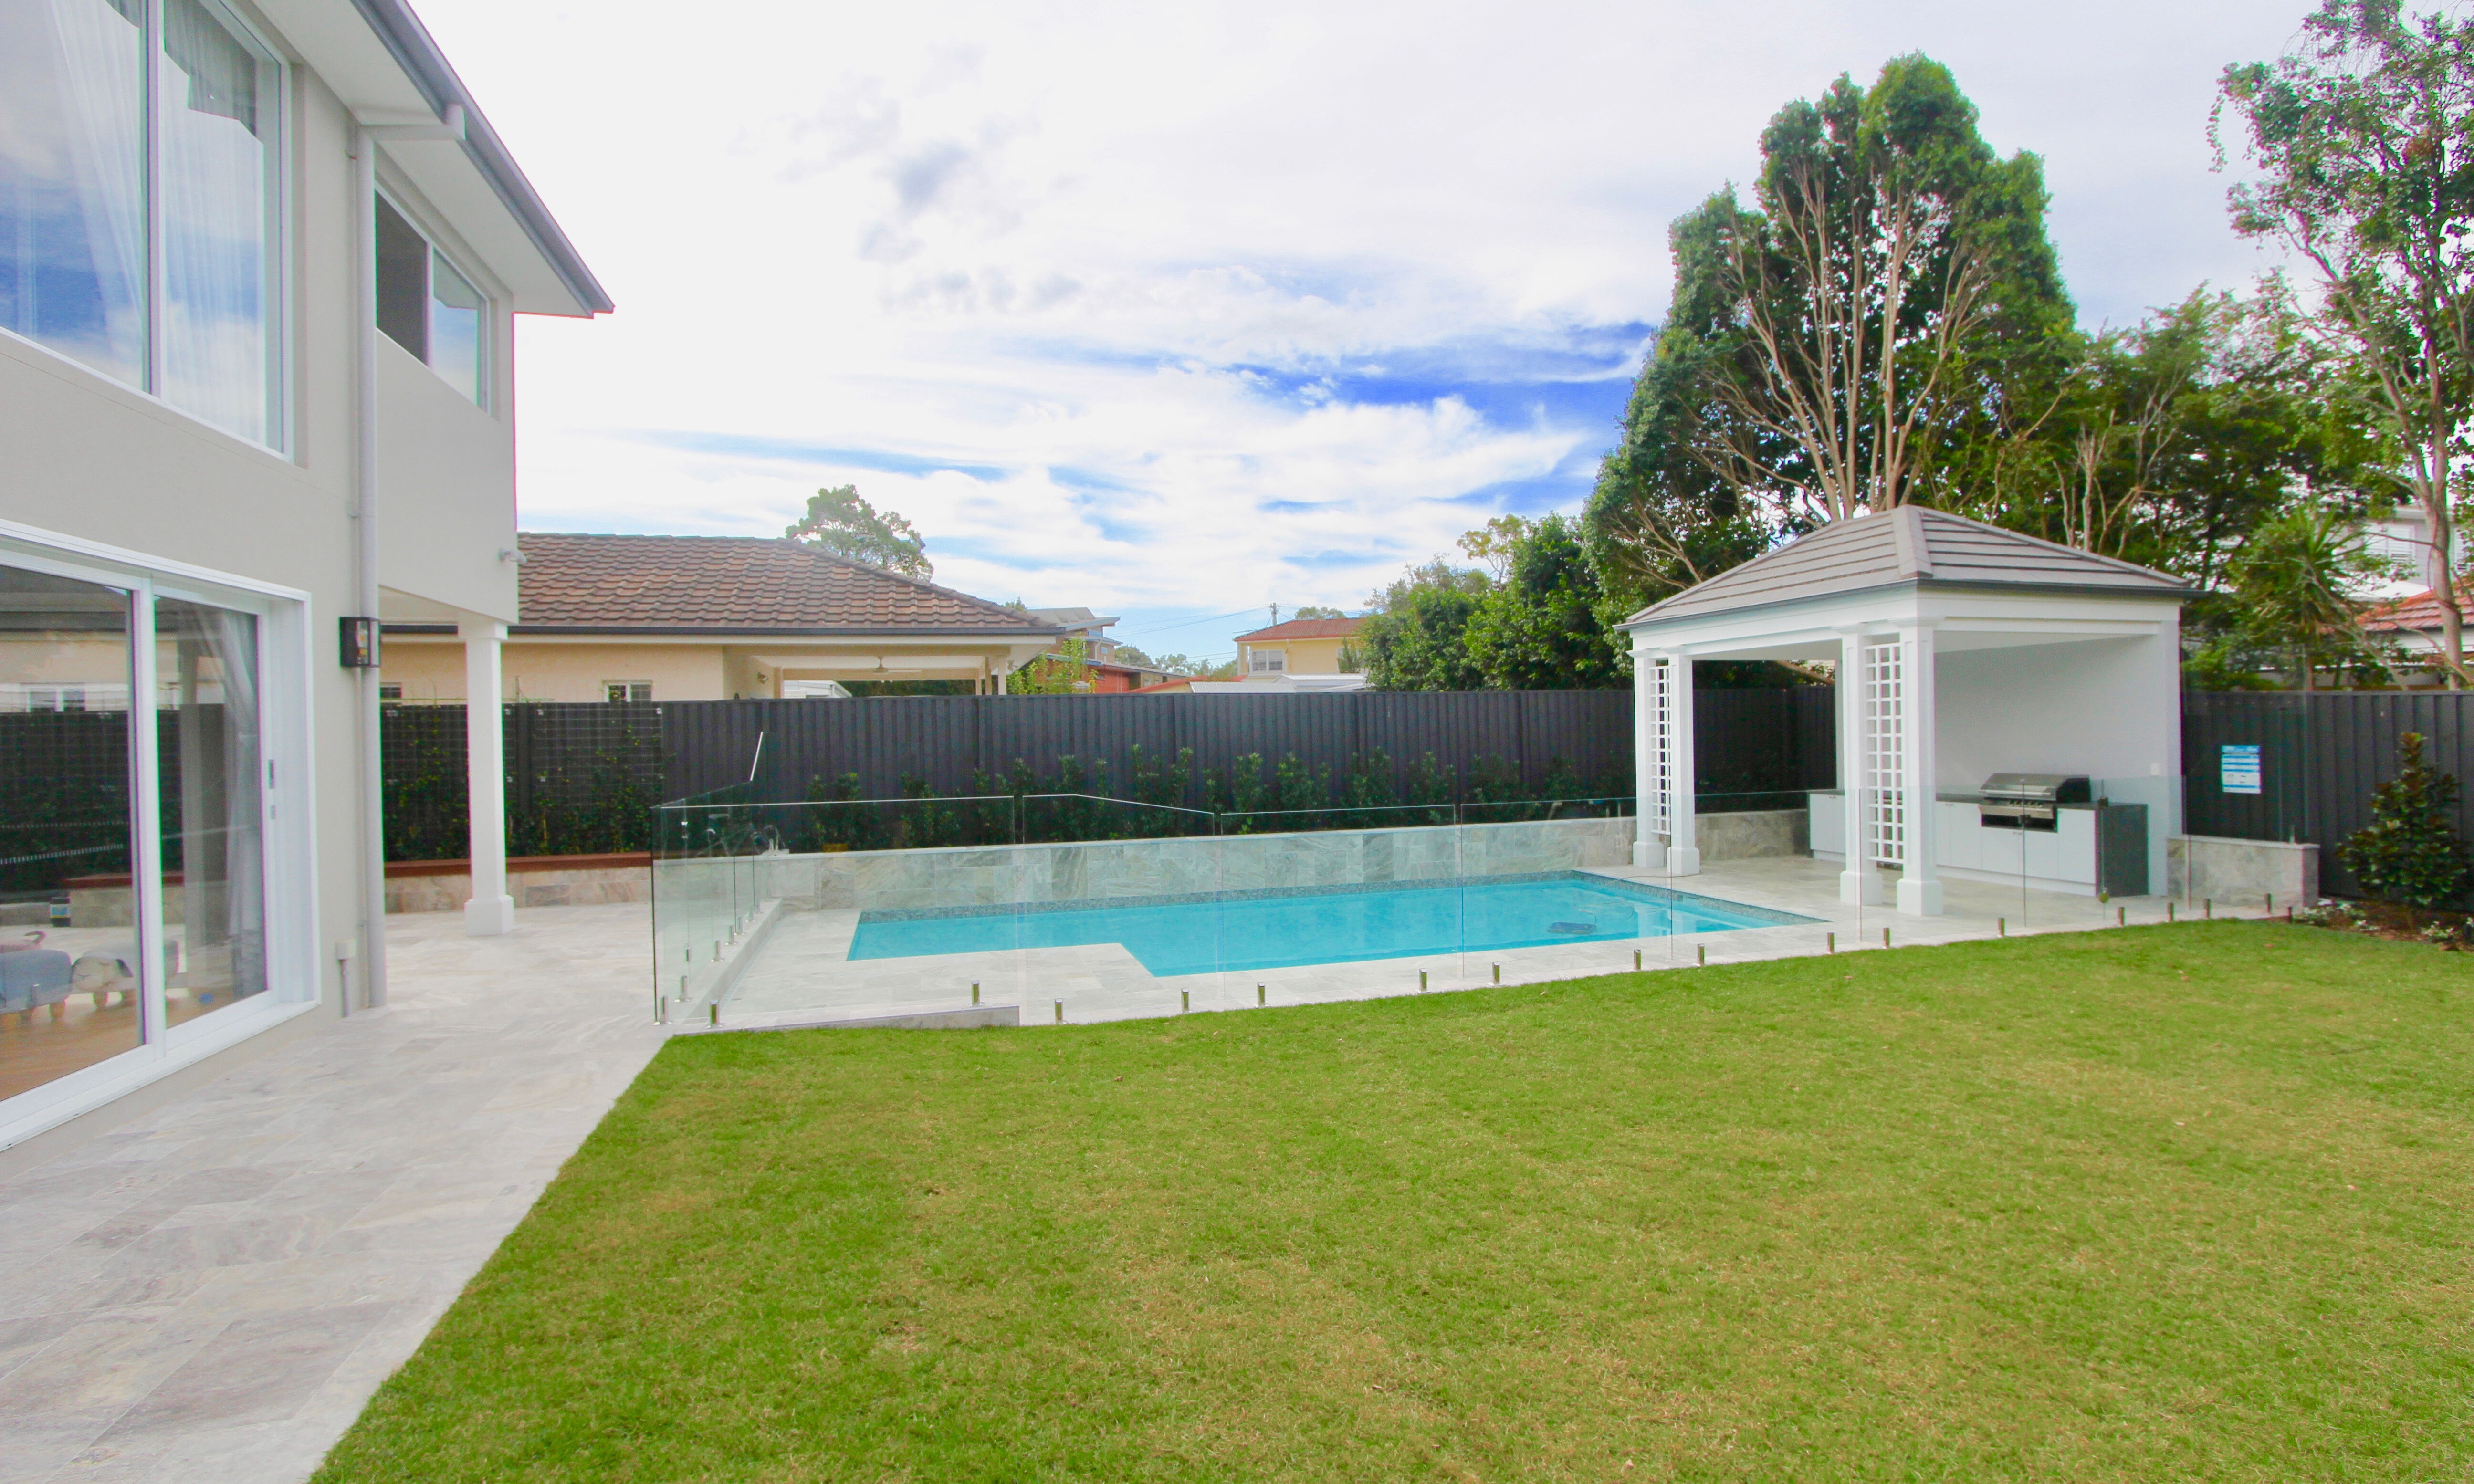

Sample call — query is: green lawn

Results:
[317,923,2474,1482]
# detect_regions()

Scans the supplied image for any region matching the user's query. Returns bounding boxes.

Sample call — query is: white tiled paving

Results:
[0,904,664,1484]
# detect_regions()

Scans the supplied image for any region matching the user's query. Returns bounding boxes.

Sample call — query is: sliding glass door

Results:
[0,552,279,1109]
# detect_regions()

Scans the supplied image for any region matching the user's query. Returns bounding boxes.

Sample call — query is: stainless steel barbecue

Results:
[1978,773,2090,832]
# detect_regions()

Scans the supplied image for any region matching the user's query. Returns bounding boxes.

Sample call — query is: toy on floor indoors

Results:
[0,945,74,1026]
[73,948,139,1009]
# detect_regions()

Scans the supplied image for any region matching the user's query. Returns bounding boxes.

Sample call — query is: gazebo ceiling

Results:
[1625,507,2189,629]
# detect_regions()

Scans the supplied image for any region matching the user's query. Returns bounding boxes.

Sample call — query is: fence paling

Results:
[2181,690,2474,900]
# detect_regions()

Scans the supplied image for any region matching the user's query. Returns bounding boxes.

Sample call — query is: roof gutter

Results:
[346,0,613,315]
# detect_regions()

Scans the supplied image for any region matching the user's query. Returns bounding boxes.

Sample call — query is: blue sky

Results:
[414,0,2309,666]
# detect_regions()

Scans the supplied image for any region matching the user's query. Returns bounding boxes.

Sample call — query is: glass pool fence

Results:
[648,787,1909,1030]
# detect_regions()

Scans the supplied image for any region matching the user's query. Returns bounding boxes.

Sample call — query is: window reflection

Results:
[0,0,149,386]
[429,249,483,404]
[0,565,142,1102]
[158,0,280,443]
[156,596,265,1022]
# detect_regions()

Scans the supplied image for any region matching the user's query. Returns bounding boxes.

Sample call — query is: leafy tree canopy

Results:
[1464,514,1627,690]
[1586,53,2074,611]
[785,485,932,578]
[2219,0,2474,682]
[1358,560,1493,691]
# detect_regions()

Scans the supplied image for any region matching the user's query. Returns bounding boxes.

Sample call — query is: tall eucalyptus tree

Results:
[2220,0,2474,684]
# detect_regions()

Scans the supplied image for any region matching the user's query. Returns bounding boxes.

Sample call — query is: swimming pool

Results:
[847,871,1817,976]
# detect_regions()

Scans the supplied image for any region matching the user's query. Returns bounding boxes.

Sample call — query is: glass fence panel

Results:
[646,781,2223,1027]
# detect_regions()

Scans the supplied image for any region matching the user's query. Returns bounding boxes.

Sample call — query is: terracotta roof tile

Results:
[2361,579,2474,633]
[1234,617,1363,641]
[513,533,1060,635]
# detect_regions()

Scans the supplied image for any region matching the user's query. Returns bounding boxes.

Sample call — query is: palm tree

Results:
[2226,506,2390,690]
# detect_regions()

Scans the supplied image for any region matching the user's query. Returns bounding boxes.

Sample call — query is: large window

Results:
[0,0,284,447]
[0,567,142,1102]
[0,550,286,1116]
[375,194,486,406]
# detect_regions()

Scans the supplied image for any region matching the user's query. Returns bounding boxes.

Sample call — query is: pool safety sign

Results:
[2220,744,2263,795]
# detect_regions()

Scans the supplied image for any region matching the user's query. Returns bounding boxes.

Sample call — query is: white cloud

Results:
[413,0,2307,651]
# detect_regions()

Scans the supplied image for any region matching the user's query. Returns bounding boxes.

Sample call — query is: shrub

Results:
[2337,733,2471,914]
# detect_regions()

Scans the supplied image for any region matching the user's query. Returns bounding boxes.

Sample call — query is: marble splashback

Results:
[732,816,1636,913]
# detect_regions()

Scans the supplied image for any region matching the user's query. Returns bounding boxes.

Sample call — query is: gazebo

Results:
[1620,507,2191,916]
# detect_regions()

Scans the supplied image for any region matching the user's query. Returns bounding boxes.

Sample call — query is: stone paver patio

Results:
[0,904,662,1484]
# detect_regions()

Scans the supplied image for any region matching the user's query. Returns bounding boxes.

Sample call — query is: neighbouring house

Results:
[380,533,1068,700]
[2362,509,2465,602]
[2360,578,2474,685]
[1235,616,1364,678]
[1023,605,1168,691]
[2,0,609,1143]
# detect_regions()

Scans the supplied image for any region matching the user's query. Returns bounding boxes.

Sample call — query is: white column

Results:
[1896,624,1942,916]
[461,621,514,936]
[1632,647,1661,868]
[1838,629,1883,905]
[1666,655,1699,876]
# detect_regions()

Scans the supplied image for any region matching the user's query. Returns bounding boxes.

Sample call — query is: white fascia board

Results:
[250,0,601,316]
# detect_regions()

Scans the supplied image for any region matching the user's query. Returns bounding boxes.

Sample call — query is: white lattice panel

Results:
[1647,659,1674,835]
[1862,640,1906,867]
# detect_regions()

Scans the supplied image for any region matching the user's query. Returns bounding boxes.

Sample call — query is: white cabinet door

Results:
[2023,827,2063,881]
[1979,826,2023,878]
[1937,802,1980,871]
[2057,810,2097,885]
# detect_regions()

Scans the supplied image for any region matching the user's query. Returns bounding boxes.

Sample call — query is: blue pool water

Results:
[847,872,1814,976]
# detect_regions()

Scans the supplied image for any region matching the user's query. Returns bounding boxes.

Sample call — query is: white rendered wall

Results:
[1933,634,2180,790]
[374,340,516,623]
[0,50,543,1134]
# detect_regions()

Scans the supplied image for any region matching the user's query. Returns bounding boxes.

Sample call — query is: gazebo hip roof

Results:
[1622,507,2189,630]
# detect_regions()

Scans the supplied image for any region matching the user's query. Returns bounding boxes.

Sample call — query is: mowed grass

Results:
[317,923,2474,1482]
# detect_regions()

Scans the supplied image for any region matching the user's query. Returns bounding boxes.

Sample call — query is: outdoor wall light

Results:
[338,616,381,668]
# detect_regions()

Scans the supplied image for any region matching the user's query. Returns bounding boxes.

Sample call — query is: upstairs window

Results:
[1249,648,1286,674]
[374,195,486,406]
[0,0,285,447]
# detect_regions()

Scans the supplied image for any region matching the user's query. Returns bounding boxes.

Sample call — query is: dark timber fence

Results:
[21,688,2461,896]
[658,689,1838,812]
[2182,690,2474,900]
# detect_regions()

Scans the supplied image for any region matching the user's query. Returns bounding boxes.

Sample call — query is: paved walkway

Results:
[0,903,663,1484]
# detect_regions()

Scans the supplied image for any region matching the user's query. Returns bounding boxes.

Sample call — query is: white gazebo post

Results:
[1896,622,1942,916]
[1837,627,1883,906]
[1666,654,1699,876]
[1632,647,1664,868]
[460,619,515,936]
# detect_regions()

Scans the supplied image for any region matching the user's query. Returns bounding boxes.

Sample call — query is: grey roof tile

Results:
[1626,507,2188,626]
